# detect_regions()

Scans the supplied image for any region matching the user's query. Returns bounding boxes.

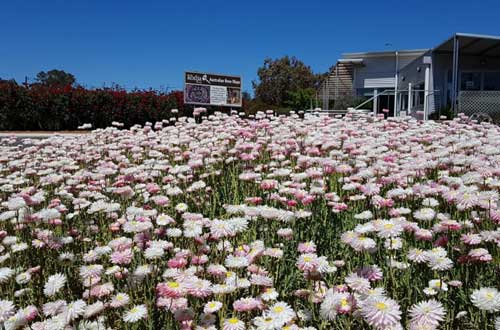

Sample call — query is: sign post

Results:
[184,71,242,108]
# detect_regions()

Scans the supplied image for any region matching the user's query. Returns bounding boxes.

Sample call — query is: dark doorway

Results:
[378,94,395,117]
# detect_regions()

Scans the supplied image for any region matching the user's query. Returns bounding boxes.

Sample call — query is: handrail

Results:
[355,89,441,111]
[305,109,348,113]
[354,90,395,110]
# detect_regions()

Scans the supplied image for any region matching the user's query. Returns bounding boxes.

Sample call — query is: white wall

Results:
[352,55,424,89]
[398,51,436,113]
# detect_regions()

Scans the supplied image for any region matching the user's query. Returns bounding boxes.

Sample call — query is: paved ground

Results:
[0,131,88,137]
[0,131,89,147]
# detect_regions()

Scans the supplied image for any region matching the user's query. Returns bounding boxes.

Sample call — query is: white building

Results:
[319,33,500,121]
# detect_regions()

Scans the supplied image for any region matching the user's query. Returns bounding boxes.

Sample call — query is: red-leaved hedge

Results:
[0,81,187,130]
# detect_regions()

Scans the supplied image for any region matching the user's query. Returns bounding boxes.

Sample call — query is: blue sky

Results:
[2,0,499,93]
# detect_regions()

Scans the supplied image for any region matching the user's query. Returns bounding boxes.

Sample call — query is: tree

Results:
[242,91,252,102]
[36,69,76,86]
[252,56,323,106]
[285,88,316,110]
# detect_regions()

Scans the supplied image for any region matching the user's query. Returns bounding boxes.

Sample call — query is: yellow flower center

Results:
[273,306,284,313]
[228,318,239,324]
[375,302,387,311]
[167,281,179,288]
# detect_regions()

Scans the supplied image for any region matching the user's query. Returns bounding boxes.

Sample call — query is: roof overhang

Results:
[337,58,364,64]
[433,33,500,57]
[342,49,429,59]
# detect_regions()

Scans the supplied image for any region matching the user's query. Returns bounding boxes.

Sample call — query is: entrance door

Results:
[377,94,395,117]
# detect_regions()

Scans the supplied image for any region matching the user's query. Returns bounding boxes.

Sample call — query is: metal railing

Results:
[361,89,440,120]
[307,88,444,120]
[354,89,396,110]
[403,90,440,120]
[305,108,372,117]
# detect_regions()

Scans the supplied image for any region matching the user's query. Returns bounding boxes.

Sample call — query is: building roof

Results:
[338,58,364,64]
[338,33,500,62]
[433,33,500,57]
[342,49,429,59]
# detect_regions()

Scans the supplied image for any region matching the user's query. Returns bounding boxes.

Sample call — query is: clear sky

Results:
[2,0,499,93]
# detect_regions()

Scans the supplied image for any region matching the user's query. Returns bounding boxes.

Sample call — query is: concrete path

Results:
[0,131,88,138]
[0,131,89,146]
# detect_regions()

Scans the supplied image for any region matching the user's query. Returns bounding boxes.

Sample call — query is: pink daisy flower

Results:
[360,296,402,329]
[296,253,319,272]
[156,281,186,298]
[298,241,316,253]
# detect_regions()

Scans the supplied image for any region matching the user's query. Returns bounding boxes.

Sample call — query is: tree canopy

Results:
[36,69,76,86]
[252,56,324,107]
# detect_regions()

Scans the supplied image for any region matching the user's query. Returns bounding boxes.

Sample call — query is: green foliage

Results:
[252,56,324,107]
[243,98,270,115]
[430,104,456,120]
[243,98,290,116]
[36,69,76,87]
[285,88,316,110]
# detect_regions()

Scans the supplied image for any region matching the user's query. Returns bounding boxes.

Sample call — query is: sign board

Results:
[184,71,242,107]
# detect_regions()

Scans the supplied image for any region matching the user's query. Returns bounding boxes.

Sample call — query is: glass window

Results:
[413,83,424,106]
[460,72,481,91]
[356,88,375,97]
[483,72,500,91]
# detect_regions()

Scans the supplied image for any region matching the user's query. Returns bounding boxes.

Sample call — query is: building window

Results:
[460,72,481,91]
[483,72,500,91]
[414,83,425,106]
[356,88,375,97]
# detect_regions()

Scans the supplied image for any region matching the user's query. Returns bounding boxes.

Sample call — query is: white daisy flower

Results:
[43,273,67,297]
[110,293,130,308]
[470,287,500,312]
[62,299,86,322]
[123,304,147,323]
[0,299,15,322]
[0,267,14,283]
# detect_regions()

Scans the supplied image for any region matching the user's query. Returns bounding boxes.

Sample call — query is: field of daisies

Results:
[0,111,499,330]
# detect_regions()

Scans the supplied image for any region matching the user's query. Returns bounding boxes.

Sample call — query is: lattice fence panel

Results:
[458,91,500,122]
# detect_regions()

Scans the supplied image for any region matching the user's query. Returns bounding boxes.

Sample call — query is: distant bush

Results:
[0,81,186,130]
